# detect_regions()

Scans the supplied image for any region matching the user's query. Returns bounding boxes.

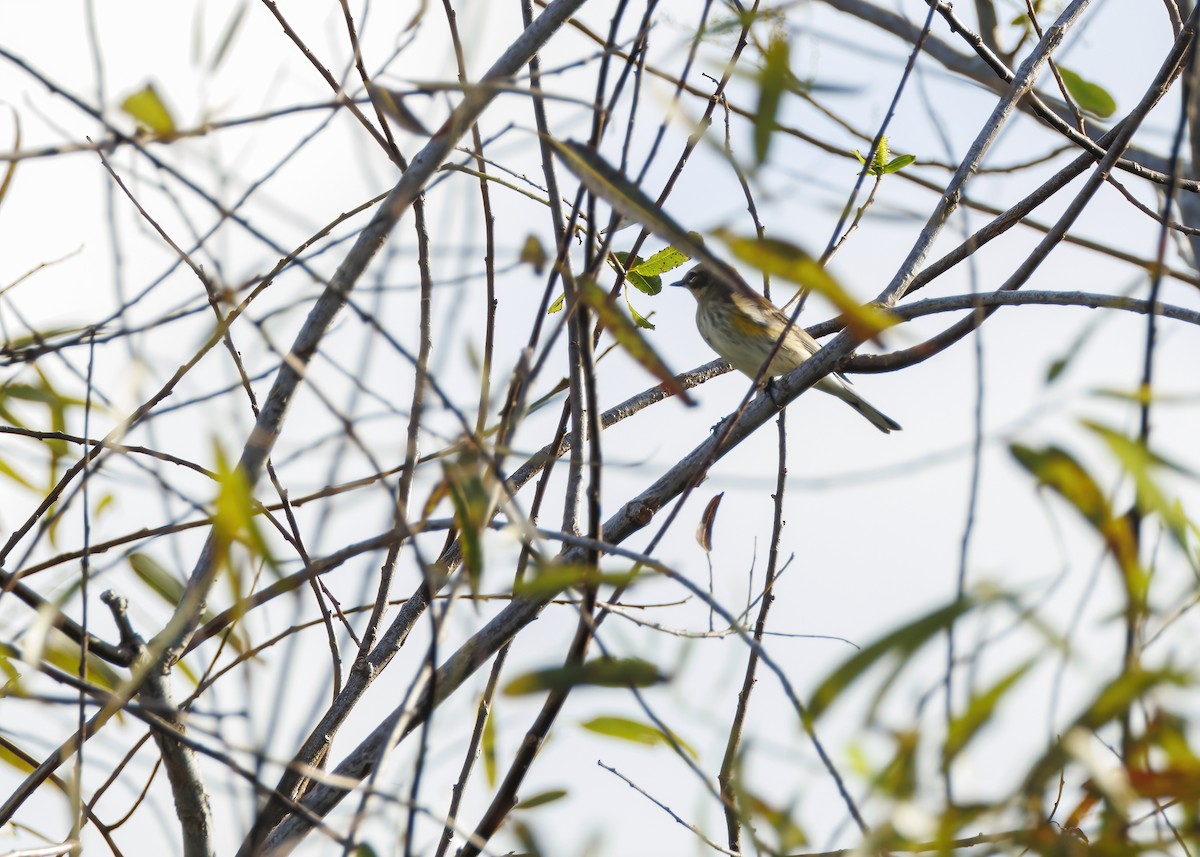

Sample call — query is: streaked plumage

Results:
[674,265,901,433]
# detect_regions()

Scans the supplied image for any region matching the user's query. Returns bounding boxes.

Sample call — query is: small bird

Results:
[673,265,901,433]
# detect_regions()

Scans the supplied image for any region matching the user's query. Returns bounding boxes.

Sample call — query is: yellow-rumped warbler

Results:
[673,265,901,433]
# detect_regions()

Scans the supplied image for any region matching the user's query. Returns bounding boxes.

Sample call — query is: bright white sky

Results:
[1,1,1198,855]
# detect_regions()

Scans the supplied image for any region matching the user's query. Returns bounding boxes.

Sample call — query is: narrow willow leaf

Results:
[1057,67,1116,118]
[444,451,492,594]
[883,153,916,173]
[0,743,35,774]
[624,293,654,330]
[129,552,186,606]
[754,30,791,165]
[944,660,1034,763]
[482,696,497,786]
[129,553,245,653]
[745,791,808,850]
[366,82,430,135]
[0,107,18,211]
[545,138,744,292]
[513,563,637,598]
[120,84,176,134]
[45,635,122,692]
[581,715,697,757]
[503,658,667,695]
[1084,421,1194,566]
[208,0,248,72]
[808,599,974,722]
[1010,443,1140,582]
[1023,669,1186,792]
[578,277,694,404]
[515,789,568,810]
[716,231,898,341]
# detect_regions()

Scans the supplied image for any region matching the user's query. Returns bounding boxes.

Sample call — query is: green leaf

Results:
[208,0,249,72]
[853,136,891,176]
[482,696,497,786]
[1023,669,1187,793]
[754,30,791,165]
[503,658,668,696]
[1057,67,1116,119]
[0,742,36,774]
[745,791,808,850]
[120,83,176,134]
[581,715,696,757]
[1010,443,1140,583]
[630,246,689,278]
[0,458,36,491]
[1046,356,1069,383]
[808,599,974,722]
[513,563,638,598]
[129,552,186,605]
[1084,422,1194,567]
[715,231,898,341]
[0,106,18,213]
[545,138,724,277]
[212,444,277,585]
[610,251,661,296]
[578,277,693,403]
[129,553,244,653]
[515,789,567,810]
[944,660,1034,764]
[624,289,654,330]
[547,293,564,314]
[883,153,916,173]
[443,451,492,594]
[44,635,122,693]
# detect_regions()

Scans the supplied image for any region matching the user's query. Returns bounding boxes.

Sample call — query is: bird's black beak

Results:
[669,277,687,289]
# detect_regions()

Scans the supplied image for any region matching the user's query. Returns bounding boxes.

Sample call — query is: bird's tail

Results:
[830,386,902,434]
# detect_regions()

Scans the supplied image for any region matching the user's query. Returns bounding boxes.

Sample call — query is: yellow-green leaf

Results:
[715,231,898,341]
[630,246,689,278]
[503,658,667,696]
[514,563,638,598]
[212,443,276,578]
[1010,443,1140,583]
[515,789,567,810]
[545,138,737,285]
[129,552,186,606]
[120,84,176,134]
[444,451,492,594]
[609,251,660,296]
[883,153,916,174]
[581,715,696,757]
[482,696,497,786]
[808,599,974,722]
[366,82,430,135]
[944,660,1034,764]
[1057,67,1116,119]
[578,277,693,404]
[754,30,791,166]
[0,106,18,212]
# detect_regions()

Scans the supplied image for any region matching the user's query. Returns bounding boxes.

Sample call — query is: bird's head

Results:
[671,265,718,296]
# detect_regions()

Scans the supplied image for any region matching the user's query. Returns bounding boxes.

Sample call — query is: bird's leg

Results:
[763,377,784,409]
